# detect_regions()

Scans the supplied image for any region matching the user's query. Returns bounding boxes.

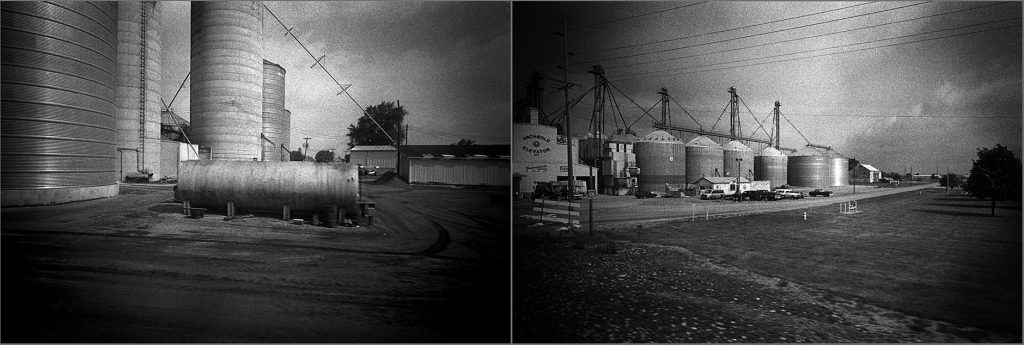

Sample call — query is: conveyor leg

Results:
[227,201,235,217]
[283,204,291,220]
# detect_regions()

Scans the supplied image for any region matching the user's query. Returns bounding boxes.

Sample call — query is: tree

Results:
[964,144,1022,216]
[848,158,860,172]
[346,101,406,149]
[314,150,335,163]
[453,139,476,146]
[939,173,962,188]
[289,149,305,161]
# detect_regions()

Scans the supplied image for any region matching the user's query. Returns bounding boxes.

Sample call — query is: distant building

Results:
[852,163,882,183]
[512,122,598,195]
[349,145,398,172]
[693,176,752,194]
[397,145,509,186]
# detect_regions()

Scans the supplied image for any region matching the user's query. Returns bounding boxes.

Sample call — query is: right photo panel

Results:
[512,1,1023,343]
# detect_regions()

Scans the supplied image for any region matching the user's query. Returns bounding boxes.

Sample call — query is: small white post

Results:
[803,211,807,220]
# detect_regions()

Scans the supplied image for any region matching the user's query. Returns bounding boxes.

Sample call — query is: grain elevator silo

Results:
[262,60,286,161]
[634,130,685,194]
[685,136,723,184]
[190,1,264,160]
[1,2,119,206]
[827,150,849,187]
[754,147,788,188]
[722,140,754,179]
[116,2,162,181]
[788,146,830,188]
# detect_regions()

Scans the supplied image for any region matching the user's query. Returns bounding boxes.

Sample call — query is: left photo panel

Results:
[1,1,511,342]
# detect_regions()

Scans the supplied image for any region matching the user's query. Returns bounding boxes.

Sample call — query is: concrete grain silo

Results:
[754,147,788,188]
[190,1,264,160]
[788,146,830,188]
[722,140,754,179]
[262,60,286,161]
[116,1,162,181]
[634,130,685,194]
[685,136,723,184]
[1,2,120,206]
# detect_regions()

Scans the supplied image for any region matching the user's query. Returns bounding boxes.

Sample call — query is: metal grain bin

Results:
[787,146,830,188]
[1,1,120,206]
[722,140,754,179]
[634,130,685,194]
[280,109,292,161]
[190,1,264,160]
[116,1,162,181]
[754,147,788,188]
[176,160,358,212]
[262,60,286,161]
[685,136,723,184]
[827,151,849,187]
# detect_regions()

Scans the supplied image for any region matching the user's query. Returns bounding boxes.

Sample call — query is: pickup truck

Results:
[809,189,833,197]
[774,189,804,199]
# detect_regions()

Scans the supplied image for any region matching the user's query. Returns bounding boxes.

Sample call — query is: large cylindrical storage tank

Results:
[722,140,754,178]
[280,109,292,161]
[754,147,788,187]
[176,160,358,212]
[788,146,830,188]
[190,1,264,160]
[261,60,286,161]
[685,136,723,184]
[116,1,162,181]
[1,2,120,206]
[634,130,685,194]
[829,152,849,187]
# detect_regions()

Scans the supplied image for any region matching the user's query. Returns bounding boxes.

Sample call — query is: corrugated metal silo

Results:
[1,1,119,206]
[754,147,788,187]
[685,136,723,184]
[828,151,849,186]
[634,130,685,194]
[190,1,264,160]
[787,146,830,187]
[722,140,754,178]
[116,1,162,180]
[262,60,286,161]
[280,109,292,161]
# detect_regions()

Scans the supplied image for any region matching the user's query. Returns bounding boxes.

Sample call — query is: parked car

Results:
[809,189,833,197]
[774,188,804,199]
[699,189,726,200]
[742,190,784,201]
[357,164,378,176]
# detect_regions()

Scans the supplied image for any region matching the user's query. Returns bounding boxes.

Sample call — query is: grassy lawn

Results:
[616,188,1021,335]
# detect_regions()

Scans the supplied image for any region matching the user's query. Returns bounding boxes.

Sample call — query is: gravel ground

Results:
[3,181,509,342]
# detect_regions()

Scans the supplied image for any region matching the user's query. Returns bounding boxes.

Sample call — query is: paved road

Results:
[531,183,940,230]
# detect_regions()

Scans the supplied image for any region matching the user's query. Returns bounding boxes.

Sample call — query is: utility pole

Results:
[735,158,743,202]
[560,15,575,228]
[589,65,605,194]
[302,137,311,161]
[774,101,781,149]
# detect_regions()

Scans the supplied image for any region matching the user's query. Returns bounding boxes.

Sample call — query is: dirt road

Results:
[3,182,509,342]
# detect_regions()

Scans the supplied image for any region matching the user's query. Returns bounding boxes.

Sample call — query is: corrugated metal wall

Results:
[349,150,397,169]
[408,159,509,186]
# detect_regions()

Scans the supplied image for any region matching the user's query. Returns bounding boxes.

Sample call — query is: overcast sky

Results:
[514,1,1022,175]
[161,1,510,154]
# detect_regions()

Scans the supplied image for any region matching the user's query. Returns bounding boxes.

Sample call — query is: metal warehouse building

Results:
[349,145,398,172]
[397,145,509,186]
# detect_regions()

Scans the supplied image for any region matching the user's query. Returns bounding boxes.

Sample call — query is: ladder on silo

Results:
[138,2,148,172]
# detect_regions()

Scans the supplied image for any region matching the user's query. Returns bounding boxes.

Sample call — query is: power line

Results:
[613,18,1022,81]
[569,2,707,31]
[576,2,927,66]
[578,1,875,55]
[604,1,1010,70]
[781,113,1022,119]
